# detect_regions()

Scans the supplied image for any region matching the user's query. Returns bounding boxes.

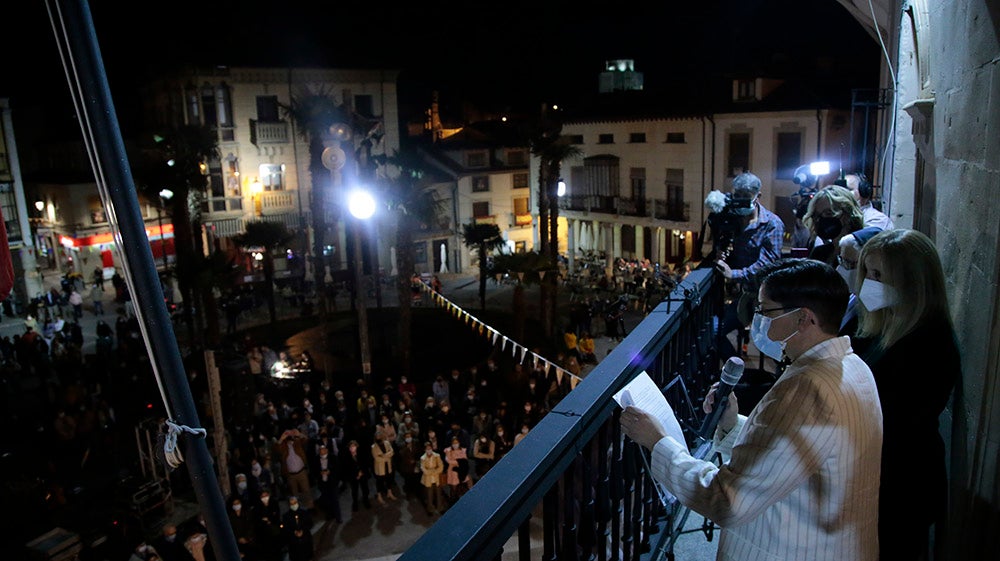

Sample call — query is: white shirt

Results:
[651,336,883,561]
[860,202,894,230]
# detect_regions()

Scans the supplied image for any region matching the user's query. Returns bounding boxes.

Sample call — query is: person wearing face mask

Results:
[227,497,256,556]
[444,436,471,502]
[371,432,397,504]
[252,489,282,560]
[621,258,883,561]
[229,472,254,507]
[339,439,371,512]
[152,524,193,561]
[802,185,865,268]
[854,229,960,561]
[472,432,496,479]
[712,172,786,362]
[835,227,883,343]
[396,430,422,496]
[419,441,445,515]
[492,425,512,461]
[282,496,314,561]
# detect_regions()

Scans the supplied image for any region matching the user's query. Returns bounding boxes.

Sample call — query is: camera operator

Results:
[708,172,785,361]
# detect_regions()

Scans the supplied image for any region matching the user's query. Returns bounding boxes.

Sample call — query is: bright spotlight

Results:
[809,161,831,176]
[557,179,566,197]
[348,190,376,220]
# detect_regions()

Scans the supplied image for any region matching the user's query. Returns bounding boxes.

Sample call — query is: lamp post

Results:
[158,189,174,273]
[348,188,375,379]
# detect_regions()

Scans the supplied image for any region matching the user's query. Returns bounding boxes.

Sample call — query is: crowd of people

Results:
[134,333,582,561]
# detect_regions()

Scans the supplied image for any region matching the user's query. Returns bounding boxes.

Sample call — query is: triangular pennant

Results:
[543,361,551,376]
[517,271,524,281]
[556,370,563,385]
[492,331,499,344]
[501,336,508,351]
[478,323,484,335]
[520,346,528,363]
[539,270,546,279]
[570,377,580,390]
[532,355,539,369]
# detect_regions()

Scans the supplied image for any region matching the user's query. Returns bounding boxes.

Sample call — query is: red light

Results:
[146,403,153,409]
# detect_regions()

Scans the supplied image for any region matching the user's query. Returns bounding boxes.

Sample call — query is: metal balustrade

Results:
[399,268,723,561]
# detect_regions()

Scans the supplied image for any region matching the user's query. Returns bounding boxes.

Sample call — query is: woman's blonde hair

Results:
[803,185,865,235]
[856,229,952,351]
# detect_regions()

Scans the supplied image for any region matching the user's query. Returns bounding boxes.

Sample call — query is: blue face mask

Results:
[750,308,800,361]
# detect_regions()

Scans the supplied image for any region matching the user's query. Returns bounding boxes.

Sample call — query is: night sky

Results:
[2,0,879,132]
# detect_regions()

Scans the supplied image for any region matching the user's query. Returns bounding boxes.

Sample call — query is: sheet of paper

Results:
[614,371,688,453]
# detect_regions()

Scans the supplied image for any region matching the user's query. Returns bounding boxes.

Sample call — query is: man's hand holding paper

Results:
[614,371,688,452]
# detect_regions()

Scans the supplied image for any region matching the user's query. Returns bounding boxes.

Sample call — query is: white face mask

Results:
[750,309,800,362]
[836,265,857,293]
[859,279,898,311]
[261,496,270,505]
[232,504,242,512]
[290,503,300,511]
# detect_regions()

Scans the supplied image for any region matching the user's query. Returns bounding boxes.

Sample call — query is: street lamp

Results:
[158,189,174,273]
[348,188,375,378]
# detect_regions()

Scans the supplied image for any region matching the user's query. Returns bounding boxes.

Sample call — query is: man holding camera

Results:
[711,172,785,360]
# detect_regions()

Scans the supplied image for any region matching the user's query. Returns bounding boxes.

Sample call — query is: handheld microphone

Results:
[698,357,745,439]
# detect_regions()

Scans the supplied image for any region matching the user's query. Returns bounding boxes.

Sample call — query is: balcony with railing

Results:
[561,195,692,224]
[250,120,290,145]
[399,269,724,561]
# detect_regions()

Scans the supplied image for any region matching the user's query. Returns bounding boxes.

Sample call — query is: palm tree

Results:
[489,251,550,342]
[232,221,295,326]
[530,111,582,338]
[461,222,506,311]
[132,124,219,344]
[282,88,344,316]
[374,150,440,376]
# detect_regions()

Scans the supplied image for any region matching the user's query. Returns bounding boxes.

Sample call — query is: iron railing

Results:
[399,268,723,561]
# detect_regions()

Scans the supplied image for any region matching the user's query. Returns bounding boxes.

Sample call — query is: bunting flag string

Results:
[416,281,584,383]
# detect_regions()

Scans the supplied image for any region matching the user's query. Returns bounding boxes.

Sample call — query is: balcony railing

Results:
[250,120,290,145]
[561,195,691,223]
[261,190,296,212]
[399,268,723,561]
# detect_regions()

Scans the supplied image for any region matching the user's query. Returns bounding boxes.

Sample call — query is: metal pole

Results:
[48,2,241,559]
[353,219,372,379]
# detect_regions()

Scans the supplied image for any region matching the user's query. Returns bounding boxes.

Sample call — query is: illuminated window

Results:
[260,164,285,191]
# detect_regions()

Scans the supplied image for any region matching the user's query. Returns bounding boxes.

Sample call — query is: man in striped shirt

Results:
[623,258,882,561]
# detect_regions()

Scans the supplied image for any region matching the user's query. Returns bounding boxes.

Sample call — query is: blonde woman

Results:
[856,228,960,561]
[371,432,397,504]
[802,185,865,266]
[419,441,444,515]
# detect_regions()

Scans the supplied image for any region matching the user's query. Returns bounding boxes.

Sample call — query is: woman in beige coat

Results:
[371,433,397,504]
[420,441,444,515]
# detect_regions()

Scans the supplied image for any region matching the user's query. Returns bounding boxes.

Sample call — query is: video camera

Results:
[703,190,754,257]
